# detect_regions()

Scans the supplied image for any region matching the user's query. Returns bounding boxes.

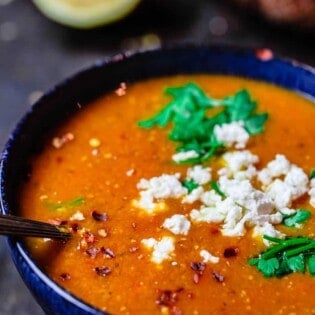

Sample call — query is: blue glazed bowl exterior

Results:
[1,46,315,314]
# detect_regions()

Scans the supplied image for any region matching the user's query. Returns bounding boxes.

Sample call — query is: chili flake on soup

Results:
[20,75,315,314]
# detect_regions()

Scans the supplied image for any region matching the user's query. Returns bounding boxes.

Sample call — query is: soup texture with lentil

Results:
[20,75,315,314]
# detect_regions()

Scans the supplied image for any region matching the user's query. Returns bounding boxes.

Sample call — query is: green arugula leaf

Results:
[287,254,305,273]
[182,179,199,193]
[138,82,268,163]
[275,256,292,277]
[210,181,225,197]
[248,257,259,266]
[244,113,269,135]
[257,257,279,277]
[44,196,85,211]
[308,255,315,276]
[225,90,257,121]
[249,235,315,278]
[283,209,311,227]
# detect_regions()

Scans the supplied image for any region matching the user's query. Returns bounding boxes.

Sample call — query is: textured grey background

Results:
[1,0,315,314]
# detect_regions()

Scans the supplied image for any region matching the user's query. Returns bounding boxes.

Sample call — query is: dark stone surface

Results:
[0,0,315,314]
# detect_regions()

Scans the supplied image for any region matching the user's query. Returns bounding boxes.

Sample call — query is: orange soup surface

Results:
[20,75,315,314]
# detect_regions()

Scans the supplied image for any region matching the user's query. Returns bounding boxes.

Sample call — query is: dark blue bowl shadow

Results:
[1,45,315,315]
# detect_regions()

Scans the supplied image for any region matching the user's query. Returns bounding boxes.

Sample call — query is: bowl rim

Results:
[2,44,315,314]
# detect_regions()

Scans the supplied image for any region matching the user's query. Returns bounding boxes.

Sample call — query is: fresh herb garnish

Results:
[310,169,315,179]
[210,181,225,197]
[182,179,199,193]
[44,196,85,211]
[248,235,315,277]
[282,209,311,228]
[138,83,268,163]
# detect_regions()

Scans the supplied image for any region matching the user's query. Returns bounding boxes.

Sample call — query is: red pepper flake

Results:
[129,246,139,253]
[79,239,87,249]
[224,246,239,258]
[212,271,225,283]
[70,222,79,233]
[52,132,74,149]
[95,266,112,277]
[83,231,96,243]
[190,262,206,284]
[187,292,194,299]
[171,306,183,315]
[56,156,63,163]
[256,48,273,61]
[190,262,206,275]
[92,210,108,222]
[59,273,71,281]
[155,288,183,307]
[193,273,200,284]
[86,247,100,258]
[209,225,220,235]
[101,247,115,258]
[115,82,127,96]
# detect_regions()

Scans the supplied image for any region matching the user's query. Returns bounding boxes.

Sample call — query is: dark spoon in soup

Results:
[0,214,70,240]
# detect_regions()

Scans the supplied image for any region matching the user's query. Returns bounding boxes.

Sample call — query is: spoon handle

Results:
[0,214,70,240]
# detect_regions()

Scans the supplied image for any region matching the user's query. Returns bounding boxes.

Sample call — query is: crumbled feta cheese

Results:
[200,249,220,264]
[309,188,315,207]
[217,197,243,230]
[266,164,309,209]
[284,165,309,199]
[257,154,291,186]
[257,169,272,187]
[141,236,175,264]
[137,173,186,199]
[162,214,191,235]
[134,148,310,248]
[182,186,204,204]
[252,222,285,246]
[280,207,296,216]
[172,150,199,163]
[132,190,166,213]
[221,150,259,173]
[190,206,225,223]
[309,178,315,207]
[221,216,247,237]
[134,173,187,213]
[266,179,293,209]
[233,165,257,181]
[218,177,274,215]
[268,154,291,177]
[249,212,283,226]
[213,121,249,149]
[218,150,258,181]
[200,190,222,206]
[69,211,85,221]
[186,165,211,185]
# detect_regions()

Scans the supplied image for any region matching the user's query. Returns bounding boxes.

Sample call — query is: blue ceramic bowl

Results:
[1,46,315,314]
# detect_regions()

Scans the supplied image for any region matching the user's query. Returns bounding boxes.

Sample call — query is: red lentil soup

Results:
[20,75,315,314]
